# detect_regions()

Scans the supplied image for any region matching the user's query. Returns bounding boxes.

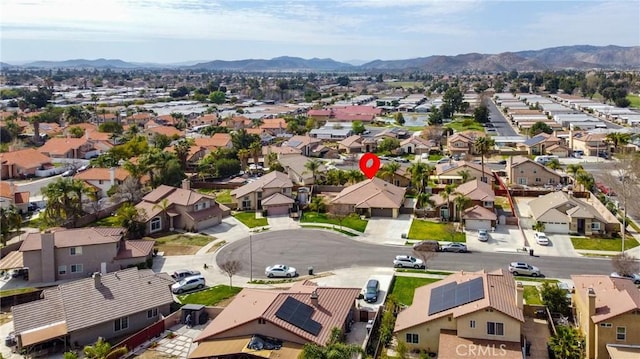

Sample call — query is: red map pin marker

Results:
[359,152,381,179]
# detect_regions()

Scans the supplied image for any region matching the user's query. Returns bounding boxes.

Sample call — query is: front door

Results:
[440,207,449,221]
[577,219,585,234]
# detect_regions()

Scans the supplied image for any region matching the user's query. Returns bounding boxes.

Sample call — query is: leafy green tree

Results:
[566,164,583,186]
[576,170,595,192]
[0,205,22,245]
[336,76,350,86]
[116,203,146,239]
[540,282,570,316]
[473,104,490,123]
[548,326,584,359]
[68,126,85,138]
[64,106,90,124]
[299,327,363,359]
[209,90,226,104]
[83,337,128,359]
[457,169,472,183]
[439,184,457,221]
[377,138,400,153]
[63,351,79,359]
[394,112,405,126]
[216,158,241,178]
[173,138,194,171]
[453,193,471,222]
[41,178,87,228]
[428,106,443,125]
[533,221,546,232]
[378,162,401,183]
[237,148,250,171]
[308,196,326,214]
[546,158,561,171]
[605,132,632,154]
[351,121,365,135]
[98,122,123,134]
[152,133,171,149]
[231,129,260,152]
[529,121,553,136]
[442,87,468,117]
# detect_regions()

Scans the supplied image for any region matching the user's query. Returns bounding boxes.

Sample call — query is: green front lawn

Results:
[445,119,484,132]
[153,233,214,255]
[407,220,466,242]
[514,277,559,283]
[523,286,542,305]
[233,211,268,228]
[389,276,440,306]
[177,285,242,306]
[92,215,121,227]
[570,236,639,251]
[301,212,368,232]
[0,287,38,298]
[300,224,359,236]
[627,94,640,109]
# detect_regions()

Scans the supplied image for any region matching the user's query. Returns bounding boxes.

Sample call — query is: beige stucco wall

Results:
[510,162,560,186]
[593,313,640,359]
[211,320,307,345]
[456,311,521,343]
[396,315,456,353]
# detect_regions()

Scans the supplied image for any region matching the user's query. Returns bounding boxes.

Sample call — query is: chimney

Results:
[93,272,102,288]
[587,287,596,317]
[40,232,56,283]
[109,167,116,186]
[182,178,191,191]
[516,282,524,310]
[569,129,574,151]
[310,290,319,307]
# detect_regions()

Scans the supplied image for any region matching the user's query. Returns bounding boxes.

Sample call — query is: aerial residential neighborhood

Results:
[1,2,640,358]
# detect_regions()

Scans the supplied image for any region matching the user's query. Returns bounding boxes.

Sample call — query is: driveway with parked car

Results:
[522,229,579,258]
[464,225,525,253]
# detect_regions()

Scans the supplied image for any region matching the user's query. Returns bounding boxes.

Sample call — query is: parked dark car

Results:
[364,279,380,303]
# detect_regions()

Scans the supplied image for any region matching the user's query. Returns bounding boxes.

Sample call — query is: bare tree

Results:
[219,260,242,287]
[612,252,640,276]
[412,248,439,271]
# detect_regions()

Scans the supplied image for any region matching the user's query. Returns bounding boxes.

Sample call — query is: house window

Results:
[483,201,493,208]
[617,327,626,341]
[405,333,419,344]
[58,265,67,275]
[151,217,162,233]
[487,322,504,336]
[70,264,83,273]
[591,222,601,230]
[70,246,82,255]
[548,178,556,184]
[114,316,129,332]
[147,308,158,318]
[98,180,103,184]
[600,323,612,328]
[535,178,541,182]
[470,320,476,328]
[242,197,251,209]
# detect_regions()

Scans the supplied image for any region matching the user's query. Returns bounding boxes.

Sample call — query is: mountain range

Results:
[3,45,639,73]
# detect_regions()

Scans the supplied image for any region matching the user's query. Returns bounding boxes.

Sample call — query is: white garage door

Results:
[465,219,491,231]
[267,205,290,216]
[543,222,569,234]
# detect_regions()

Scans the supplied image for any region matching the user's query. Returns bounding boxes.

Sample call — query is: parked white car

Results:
[534,232,550,246]
[171,275,205,294]
[478,229,489,242]
[393,255,424,268]
[265,264,297,278]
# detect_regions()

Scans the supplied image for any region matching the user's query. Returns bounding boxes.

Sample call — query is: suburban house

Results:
[506,156,564,187]
[37,137,98,159]
[73,167,135,198]
[462,205,498,231]
[167,144,208,171]
[400,137,435,155]
[572,275,640,359]
[279,154,325,185]
[135,180,227,234]
[309,123,353,140]
[394,270,525,359]
[193,133,233,151]
[282,135,338,158]
[18,227,154,283]
[432,161,495,186]
[145,125,184,140]
[571,132,608,157]
[329,177,406,218]
[0,148,53,179]
[446,131,486,156]
[429,179,496,225]
[11,268,174,353]
[0,181,30,213]
[338,135,377,154]
[518,133,566,156]
[230,171,294,215]
[189,280,360,359]
[527,191,620,235]
[259,118,287,136]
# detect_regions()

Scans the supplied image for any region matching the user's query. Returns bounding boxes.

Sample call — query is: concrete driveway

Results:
[363,215,413,245]
[524,230,580,258]
[464,225,526,253]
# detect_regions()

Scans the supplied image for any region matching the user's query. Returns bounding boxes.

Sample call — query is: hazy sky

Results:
[1,0,639,64]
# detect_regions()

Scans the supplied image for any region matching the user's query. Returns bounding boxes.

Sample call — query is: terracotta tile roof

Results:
[156,114,178,125]
[462,205,498,220]
[395,270,524,332]
[260,118,286,130]
[12,268,174,335]
[20,227,126,251]
[572,275,640,323]
[194,133,231,148]
[307,109,332,117]
[437,330,522,359]
[73,167,130,181]
[331,177,406,209]
[37,137,88,156]
[231,171,294,198]
[0,182,14,198]
[283,135,321,149]
[114,240,155,259]
[146,125,184,138]
[14,191,29,204]
[195,281,360,346]
[0,148,52,169]
[245,128,263,135]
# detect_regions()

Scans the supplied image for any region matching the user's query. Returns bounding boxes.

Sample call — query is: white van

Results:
[534,155,558,164]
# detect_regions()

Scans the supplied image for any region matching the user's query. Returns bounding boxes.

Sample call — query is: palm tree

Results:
[173,138,194,171]
[249,141,262,169]
[605,132,632,155]
[83,337,128,359]
[453,193,471,222]
[152,198,172,232]
[439,184,457,221]
[566,164,583,186]
[237,149,251,171]
[345,169,365,185]
[378,161,401,183]
[304,158,323,184]
[548,326,584,359]
[116,203,146,239]
[408,161,432,192]
[41,178,86,228]
[533,221,546,232]
[576,170,595,192]
[546,158,562,171]
[473,136,495,183]
[0,206,21,245]
[415,191,435,211]
[457,169,472,183]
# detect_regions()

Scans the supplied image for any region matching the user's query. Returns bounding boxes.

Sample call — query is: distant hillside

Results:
[190,56,354,71]
[360,45,640,72]
[7,45,640,72]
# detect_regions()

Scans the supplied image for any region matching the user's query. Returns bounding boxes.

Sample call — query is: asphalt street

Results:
[217,229,615,280]
[486,99,518,136]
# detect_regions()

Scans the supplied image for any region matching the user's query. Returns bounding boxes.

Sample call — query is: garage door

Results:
[371,208,393,217]
[465,219,491,231]
[267,205,290,216]
[543,222,569,234]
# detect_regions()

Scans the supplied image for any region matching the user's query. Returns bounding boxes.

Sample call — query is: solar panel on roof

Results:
[428,277,485,316]
[275,297,323,336]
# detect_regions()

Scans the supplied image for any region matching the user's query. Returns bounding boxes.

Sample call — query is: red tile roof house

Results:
[37,137,97,159]
[18,227,155,284]
[329,177,406,218]
[432,161,495,186]
[135,180,227,234]
[189,280,360,359]
[144,125,185,140]
[11,268,174,353]
[230,171,294,216]
[0,181,30,213]
[0,148,53,179]
[73,167,135,198]
[394,270,525,359]
[260,117,288,136]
